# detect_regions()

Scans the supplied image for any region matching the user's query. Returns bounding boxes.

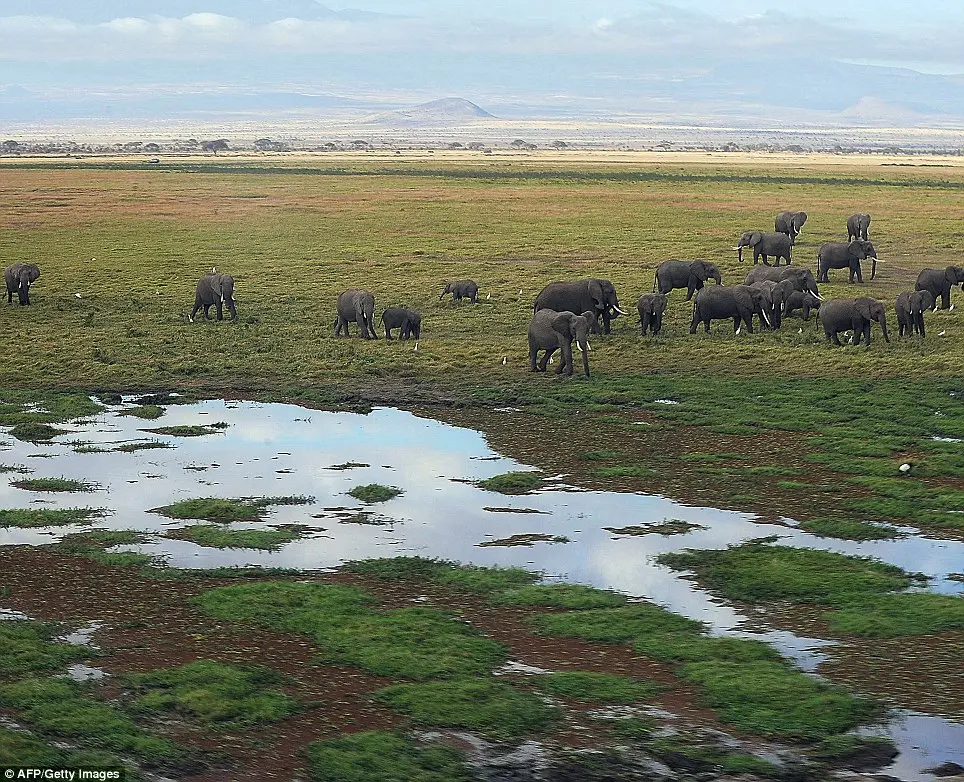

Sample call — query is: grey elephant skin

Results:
[748,279,794,329]
[636,293,668,336]
[817,239,879,283]
[847,213,872,242]
[775,211,808,242]
[381,307,421,340]
[915,266,964,310]
[784,290,821,321]
[735,231,793,266]
[4,263,40,305]
[534,278,626,335]
[439,280,478,304]
[190,271,236,322]
[895,291,934,337]
[744,265,821,298]
[690,285,770,334]
[820,297,890,347]
[335,289,378,339]
[527,309,593,378]
[654,259,721,301]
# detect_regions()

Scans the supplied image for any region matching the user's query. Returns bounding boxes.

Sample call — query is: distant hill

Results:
[363,98,495,126]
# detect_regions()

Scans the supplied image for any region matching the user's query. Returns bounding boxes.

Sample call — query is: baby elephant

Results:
[895,290,934,338]
[381,307,421,340]
[4,263,40,305]
[636,293,668,336]
[528,309,594,378]
[190,270,236,322]
[784,290,821,321]
[439,280,479,304]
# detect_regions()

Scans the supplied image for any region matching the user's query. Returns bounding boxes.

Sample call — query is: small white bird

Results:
[502,356,507,365]
[899,463,912,473]
[74,293,82,298]
[939,330,947,336]
[413,341,419,352]
[798,328,803,334]
[518,288,523,296]
[486,293,491,300]
[951,305,956,311]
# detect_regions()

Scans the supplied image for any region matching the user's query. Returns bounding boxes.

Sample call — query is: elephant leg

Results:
[215,300,224,321]
[830,331,842,346]
[559,343,573,376]
[640,314,648,336]
[538,347,555,371]
[601,311,612,335]
[760,252,772,267]
[528,342,539,372]
[385,324,393,340]
[942,287,951,309]
[855,265,863,284]
[919,316,926,337]
[190,300,202,321]
[732,316,741,333]
[203,304,212,320]
[690,309,700,334]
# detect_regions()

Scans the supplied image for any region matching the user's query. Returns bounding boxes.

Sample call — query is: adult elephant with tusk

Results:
[817,239,879,283]
[743,265,822,300]
[847,213,872,242]
[534,278,628,335]
[820,297,890,348]
[334,289,378,339]
[735,231,793,266]
[690,284,770,334]
[896,290,934,338]
[653,259,722,301]
[4,263,40,306]
[915,265,964,311]
[775,211,808,242]
[189,270,236,322]
[747,279,793,329]
[528,309,594,378]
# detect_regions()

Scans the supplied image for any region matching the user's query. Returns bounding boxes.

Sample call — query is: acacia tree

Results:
[200,139,230,154]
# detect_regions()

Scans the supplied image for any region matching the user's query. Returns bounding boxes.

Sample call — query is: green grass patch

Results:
[120,405,165,419]
[0,621,94,679]
[577,450,621,461]
[827,593,964,637]
[347,484,404,503]
[678,661,881,741]
[603,716,655,741]
[0,463,31,474]
[493,584,628,609]
[0,507,106,528]
[799,518,904,541]
[0,393,102,427]
[605,520,707,536]
[657,542,920,604]
[143,423,229,437]
[535,671,660,704]
[124,660,298,730]
[113,440,171,452]
[10,476,97,492]
[476,471,545,494]
[531,604,704,644]
[8,423,65,442]
[166,523,310,550]
[306,731,469,782]
[0,727,125,769]
[0,677,192,770]
[433,565,542,594]
[341,556,455,582]
[151,495,313,522]
[645,737,780,776]
[374,679,558,739]
[633,632,782,664]
[807,735,899,768]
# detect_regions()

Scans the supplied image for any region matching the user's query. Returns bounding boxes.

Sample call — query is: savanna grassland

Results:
[1,153,964,780]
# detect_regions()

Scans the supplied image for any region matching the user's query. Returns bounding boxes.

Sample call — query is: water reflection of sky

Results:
[1,400,962,781]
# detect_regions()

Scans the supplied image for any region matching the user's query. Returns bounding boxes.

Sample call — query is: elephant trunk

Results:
[579,339,591,378]
[737,246,744,263]
[871,258,877,280]
[878,314,890,343]
[713,271,722,285]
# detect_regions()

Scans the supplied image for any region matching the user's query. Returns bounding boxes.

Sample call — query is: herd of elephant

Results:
[6,207,962,382]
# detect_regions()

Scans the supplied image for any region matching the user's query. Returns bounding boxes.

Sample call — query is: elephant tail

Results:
[652,270,658,293]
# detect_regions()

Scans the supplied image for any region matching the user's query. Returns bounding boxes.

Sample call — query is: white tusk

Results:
[613,305,629,315]
[763,311,772,326]
[548,357,553,364]
[576,343,583,352]
[813,293,824,301]
[731,246,742,251]
[586,342,592,351]
[736,327,741,335]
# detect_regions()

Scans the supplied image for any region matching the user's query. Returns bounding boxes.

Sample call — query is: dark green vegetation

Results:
[798,517,904,540]
[605,519,708,536]
[374,679,558,739]
[346,483,404,503]
[0,507,106,528]
[9,422,65,442]
[49,530,158,568]
[124,660,298,730]
[112,439,171,452]
[143,422,229,436]
[0,620,92,678]
[659,541,964,637]
[120,404,165,419]
[151,495,312,522]
[644,737,781,776]
[477,471,545,494]
[11,476,97,492]
[166,523,311,550]
[0,727,122,769]
[493,583,628,609]
[534,671,660,704]
[306,731,469,782]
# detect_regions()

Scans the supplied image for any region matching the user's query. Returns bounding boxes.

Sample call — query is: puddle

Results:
[0,400,961,780]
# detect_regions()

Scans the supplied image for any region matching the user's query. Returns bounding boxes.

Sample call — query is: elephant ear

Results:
[693,260,710,281]
[657,295,668,313]
[551,312,574,339]
[920,291,935,310]
[751,232,763,246]
[795,212,808,230]
[587,279,604,308]
[855,298,873,320]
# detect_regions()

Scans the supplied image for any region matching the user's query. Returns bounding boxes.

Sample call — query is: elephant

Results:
[775,211,808,242]
[690,284,771,334]
[744,265,822,299]
[528,309,593,378]
[895,290,934,338]
[534,278,628,335]
[847,213,872,242]
[381,307,421,340]
[820,297,890,348]
[636,293,668,336]
[189,270,236,322]
[817,239,879,283]
[915,266,964,310]
[439,280,479,304]
[334,289,378,339]
[4,263,40,305]
[784,290,821,321]
[653,259,722,301]
[735,231,793,266]
[747,279,793,329]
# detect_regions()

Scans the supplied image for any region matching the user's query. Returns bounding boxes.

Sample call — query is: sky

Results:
[1,1,963,122]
